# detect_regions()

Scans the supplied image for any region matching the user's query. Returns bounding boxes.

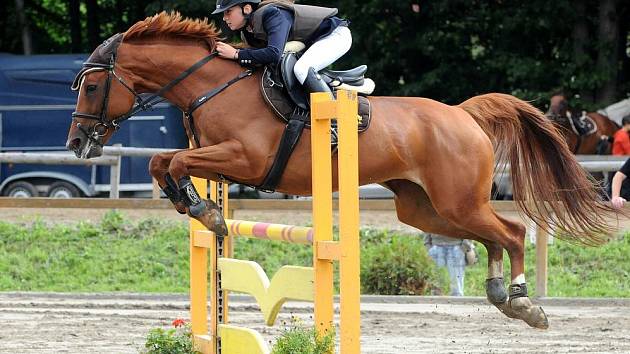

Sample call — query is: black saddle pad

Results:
[260,67,372,132]
[570,113,597,136]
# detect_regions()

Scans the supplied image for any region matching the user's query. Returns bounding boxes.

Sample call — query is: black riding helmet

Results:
[212,0,261,14]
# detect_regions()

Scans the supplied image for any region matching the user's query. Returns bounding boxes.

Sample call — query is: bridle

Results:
[71,54,134,144]
[71,35,253,148]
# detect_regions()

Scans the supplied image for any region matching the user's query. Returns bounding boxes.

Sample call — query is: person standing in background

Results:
[611,157,630,209]
[612,116,630,155]
[609,116,630,201]
[424,233,476,296]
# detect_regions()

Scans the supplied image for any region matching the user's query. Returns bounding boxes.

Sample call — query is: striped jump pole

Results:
[225,219,313,245]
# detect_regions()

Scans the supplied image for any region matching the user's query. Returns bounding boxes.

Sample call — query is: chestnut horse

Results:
[66,13,618,329]
[547,94,619,154]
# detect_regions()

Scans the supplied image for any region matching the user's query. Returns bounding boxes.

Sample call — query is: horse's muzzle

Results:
[66,135,103,159]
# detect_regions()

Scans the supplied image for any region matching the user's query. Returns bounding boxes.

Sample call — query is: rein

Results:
[72,49,253,148]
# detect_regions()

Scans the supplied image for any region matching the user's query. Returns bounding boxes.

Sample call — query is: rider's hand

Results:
[611,196,626,209]
[216,42,238,60]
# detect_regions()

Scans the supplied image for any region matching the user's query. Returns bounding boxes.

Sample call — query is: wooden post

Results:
[190,176,209,350]
[535,226,548,297]
[109,144,122,199]
[310,92,335,340]
[336,91,361,354]
[209,180,231,354]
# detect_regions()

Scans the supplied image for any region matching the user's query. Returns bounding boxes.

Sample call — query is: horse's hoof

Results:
[189,199,228,236]
[509,297,549,329]
[208,206,228,236]
[493,300,520,319]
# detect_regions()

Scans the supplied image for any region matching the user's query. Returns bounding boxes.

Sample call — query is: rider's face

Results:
[223,6,247,30]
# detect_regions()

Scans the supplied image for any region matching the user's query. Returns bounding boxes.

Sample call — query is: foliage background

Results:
[1,0,629,111]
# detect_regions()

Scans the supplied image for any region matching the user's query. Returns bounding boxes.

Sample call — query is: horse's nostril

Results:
[68,138,82,151]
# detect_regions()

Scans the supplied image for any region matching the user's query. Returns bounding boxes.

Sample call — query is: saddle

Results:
[256,42,374,192]
[569,110,597,136]
[261,51,374,128]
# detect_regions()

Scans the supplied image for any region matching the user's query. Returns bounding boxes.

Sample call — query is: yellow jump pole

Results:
[311,90,361,353]
[310,92,335,340]
[189,168,210,350]
[337,90,361,353]
[187,136,230,353]
[208,180,230,354]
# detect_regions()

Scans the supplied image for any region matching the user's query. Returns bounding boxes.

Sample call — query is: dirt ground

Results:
[1,292,630,354]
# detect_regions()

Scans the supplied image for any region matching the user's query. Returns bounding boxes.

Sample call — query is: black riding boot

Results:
[303,67,337,146]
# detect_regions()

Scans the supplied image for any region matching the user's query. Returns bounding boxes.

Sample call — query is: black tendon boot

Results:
[162,174,186,214]
[178,176,228,236]
[303,67,338,147]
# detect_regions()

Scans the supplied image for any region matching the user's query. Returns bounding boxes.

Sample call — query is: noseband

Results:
[71,33,252,148]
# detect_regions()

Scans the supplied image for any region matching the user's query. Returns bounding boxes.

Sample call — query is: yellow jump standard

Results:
[189,90,361,354]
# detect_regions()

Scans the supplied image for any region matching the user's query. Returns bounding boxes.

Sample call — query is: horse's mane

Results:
[123,11,221,50]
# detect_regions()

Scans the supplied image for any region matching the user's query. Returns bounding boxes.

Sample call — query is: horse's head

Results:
[546,93,577,140]
[547,94,569,120]
[66,33,136,158]
[66,12,222,159]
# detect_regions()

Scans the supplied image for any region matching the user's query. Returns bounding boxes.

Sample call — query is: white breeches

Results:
[293,25,352,84]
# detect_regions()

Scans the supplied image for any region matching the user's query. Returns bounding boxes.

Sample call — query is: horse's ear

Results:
[86,33,124,64]
[98,33,124,56]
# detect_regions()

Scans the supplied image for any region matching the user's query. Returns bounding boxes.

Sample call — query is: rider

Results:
[212,0,351,98]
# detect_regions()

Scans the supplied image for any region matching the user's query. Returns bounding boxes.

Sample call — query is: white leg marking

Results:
[512,273,526,284]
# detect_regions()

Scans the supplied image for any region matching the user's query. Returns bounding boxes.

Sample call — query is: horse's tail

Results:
[459,93,619,245]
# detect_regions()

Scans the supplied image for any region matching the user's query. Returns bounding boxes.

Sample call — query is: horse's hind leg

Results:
[483,240,518,319]
[385,180,532,318]
[394,176,547,328]
[436,199,549,329]
[385,179,483,296]
[385,179,478,239]
[149,150,227,236]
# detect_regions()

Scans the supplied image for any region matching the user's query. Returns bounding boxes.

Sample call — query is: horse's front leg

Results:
[149,150,188,215]
[166,140,257,236]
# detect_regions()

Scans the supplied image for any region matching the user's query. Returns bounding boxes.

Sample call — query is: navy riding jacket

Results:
[237,6,347,66]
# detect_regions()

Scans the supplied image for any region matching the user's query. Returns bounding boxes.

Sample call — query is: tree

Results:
[15,0,32,54]
[596,0,620,106]
[68,0,82,53]
[0,0,627,111]
[85,0,101,49]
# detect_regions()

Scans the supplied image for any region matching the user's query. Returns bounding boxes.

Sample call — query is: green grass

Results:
[1,210,628,297]
[0,211,191,292]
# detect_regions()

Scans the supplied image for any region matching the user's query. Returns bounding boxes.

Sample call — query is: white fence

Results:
[0,150,627,199]
[0,145,173,198]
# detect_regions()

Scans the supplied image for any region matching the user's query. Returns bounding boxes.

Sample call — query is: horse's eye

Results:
[86,84,98,93]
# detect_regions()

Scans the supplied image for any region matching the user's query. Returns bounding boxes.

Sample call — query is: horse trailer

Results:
[0,52,188,197]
